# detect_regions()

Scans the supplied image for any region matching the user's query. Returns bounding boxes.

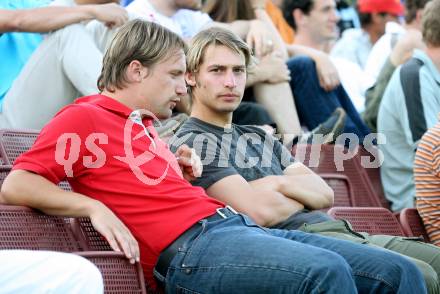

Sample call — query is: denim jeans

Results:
[159,214,426,294]
[287,56,371,144]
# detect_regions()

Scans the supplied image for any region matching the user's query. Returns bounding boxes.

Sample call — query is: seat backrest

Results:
[0,129,39,165]
[319,173,353,207]
[399,208,430,242]
[357,146,389,209]
[293,144,383,207]
[0,204,82,251]
[71,218,113,251]
[0,165,12,187]
[327,207,406,236]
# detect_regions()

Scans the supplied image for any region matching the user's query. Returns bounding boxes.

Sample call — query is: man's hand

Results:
[88,3,128,28]
[313,51,340,91]
[175,144,203,182]
[254,52,291,83]
[89,201,139,264]
[246,20,274,58]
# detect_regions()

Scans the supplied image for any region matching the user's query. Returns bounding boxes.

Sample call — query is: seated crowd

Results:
[1,0,440,292]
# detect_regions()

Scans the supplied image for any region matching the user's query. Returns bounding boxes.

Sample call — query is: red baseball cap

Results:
[358,0,405,16]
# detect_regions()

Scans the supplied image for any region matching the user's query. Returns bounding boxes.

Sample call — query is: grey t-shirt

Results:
[169,118,295,189]
[169,118,332,228]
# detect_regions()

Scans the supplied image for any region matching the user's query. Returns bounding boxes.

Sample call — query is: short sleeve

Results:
[169,130,238,189]
[13,105,94,184]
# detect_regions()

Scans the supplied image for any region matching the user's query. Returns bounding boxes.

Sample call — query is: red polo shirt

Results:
[14,94,223,287]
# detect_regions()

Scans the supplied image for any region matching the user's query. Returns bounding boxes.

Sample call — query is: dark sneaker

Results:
[300,107,346,144]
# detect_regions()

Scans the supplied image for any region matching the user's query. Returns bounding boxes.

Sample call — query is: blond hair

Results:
[186,27,253,76]
[422,0,440,47]
[97,19,187,92]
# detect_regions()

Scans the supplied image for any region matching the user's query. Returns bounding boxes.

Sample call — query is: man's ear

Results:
[293,8,306,28]
[185,71,197,87]
[127,60,148,82]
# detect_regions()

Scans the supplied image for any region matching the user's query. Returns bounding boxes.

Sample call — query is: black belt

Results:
[154,206,237,280]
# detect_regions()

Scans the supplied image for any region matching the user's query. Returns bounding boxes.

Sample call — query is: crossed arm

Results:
[205,162,334,227]
[0,3,127,33]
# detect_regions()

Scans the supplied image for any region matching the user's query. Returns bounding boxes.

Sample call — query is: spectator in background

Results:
[0,0,128,129]
[0,0,127,114]
[283,0,371,142]
[378,0,440,212]
[0,250,103,293]
[364,0,431,84]
[415,116,440,246]
[331,0,403,70]
[362,0,429,132]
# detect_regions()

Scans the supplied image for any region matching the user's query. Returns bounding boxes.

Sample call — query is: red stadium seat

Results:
[399,208,430,242]
[0,166,147,293]
[319,173,353,207]
[327,207,406,236]
[293,144,384,207]
[0,129,38,165]
[358,146,389,209]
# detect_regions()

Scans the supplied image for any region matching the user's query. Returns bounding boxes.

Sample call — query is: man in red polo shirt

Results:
[0,20,427,293]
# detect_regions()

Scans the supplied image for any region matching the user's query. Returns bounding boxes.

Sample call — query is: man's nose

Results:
[224,72,237,88]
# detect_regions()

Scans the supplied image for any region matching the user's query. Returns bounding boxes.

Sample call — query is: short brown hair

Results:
[422,0,440,46]
[97,19,187,92]
[405,0,430,23]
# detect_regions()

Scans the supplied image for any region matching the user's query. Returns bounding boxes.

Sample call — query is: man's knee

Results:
[409,258,439,294]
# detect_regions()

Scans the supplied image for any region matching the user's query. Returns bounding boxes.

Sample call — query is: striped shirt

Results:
[414,118,440,246]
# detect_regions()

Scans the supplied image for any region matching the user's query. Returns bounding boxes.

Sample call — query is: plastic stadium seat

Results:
[0,204,81,251]
[0,167,146,293]
[292,144,383,207]
[358,146,389,209]
[0,205,146,294]
[71,217,113,251]
[76,251,147,294]
[327,207,406,236]
[399,208,430,242]
[319,173,353,207]
[0,129,39,165]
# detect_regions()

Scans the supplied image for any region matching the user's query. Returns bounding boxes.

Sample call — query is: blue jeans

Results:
[287,56,371,144]
[160,214,426,293]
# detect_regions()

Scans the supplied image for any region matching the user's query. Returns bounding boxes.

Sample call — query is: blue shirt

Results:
[0,0,50,110]
[378,49,440,211]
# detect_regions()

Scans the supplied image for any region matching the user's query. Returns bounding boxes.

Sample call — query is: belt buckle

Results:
[216,205,238,218]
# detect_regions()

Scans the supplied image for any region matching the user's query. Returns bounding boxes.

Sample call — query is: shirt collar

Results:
[413,49,440,85]
[74,94,155,127]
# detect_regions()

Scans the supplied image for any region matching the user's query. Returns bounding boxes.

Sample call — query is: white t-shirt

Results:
[331,56,374,113]
[331,28,372,69]
[364,21,406,87]
[127,0,212,39]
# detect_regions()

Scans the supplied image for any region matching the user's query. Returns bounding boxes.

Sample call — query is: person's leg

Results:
[271,225,427,293]
[0,250,103,293]
[287,56,370,143]
[253,82,302,136]
[294,219,438,293]
[2,23,103,130]
[165,215,356,294]
[367,234,440,293]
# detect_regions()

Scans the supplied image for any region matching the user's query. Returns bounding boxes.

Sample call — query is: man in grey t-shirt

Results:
[169,26,440,290]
